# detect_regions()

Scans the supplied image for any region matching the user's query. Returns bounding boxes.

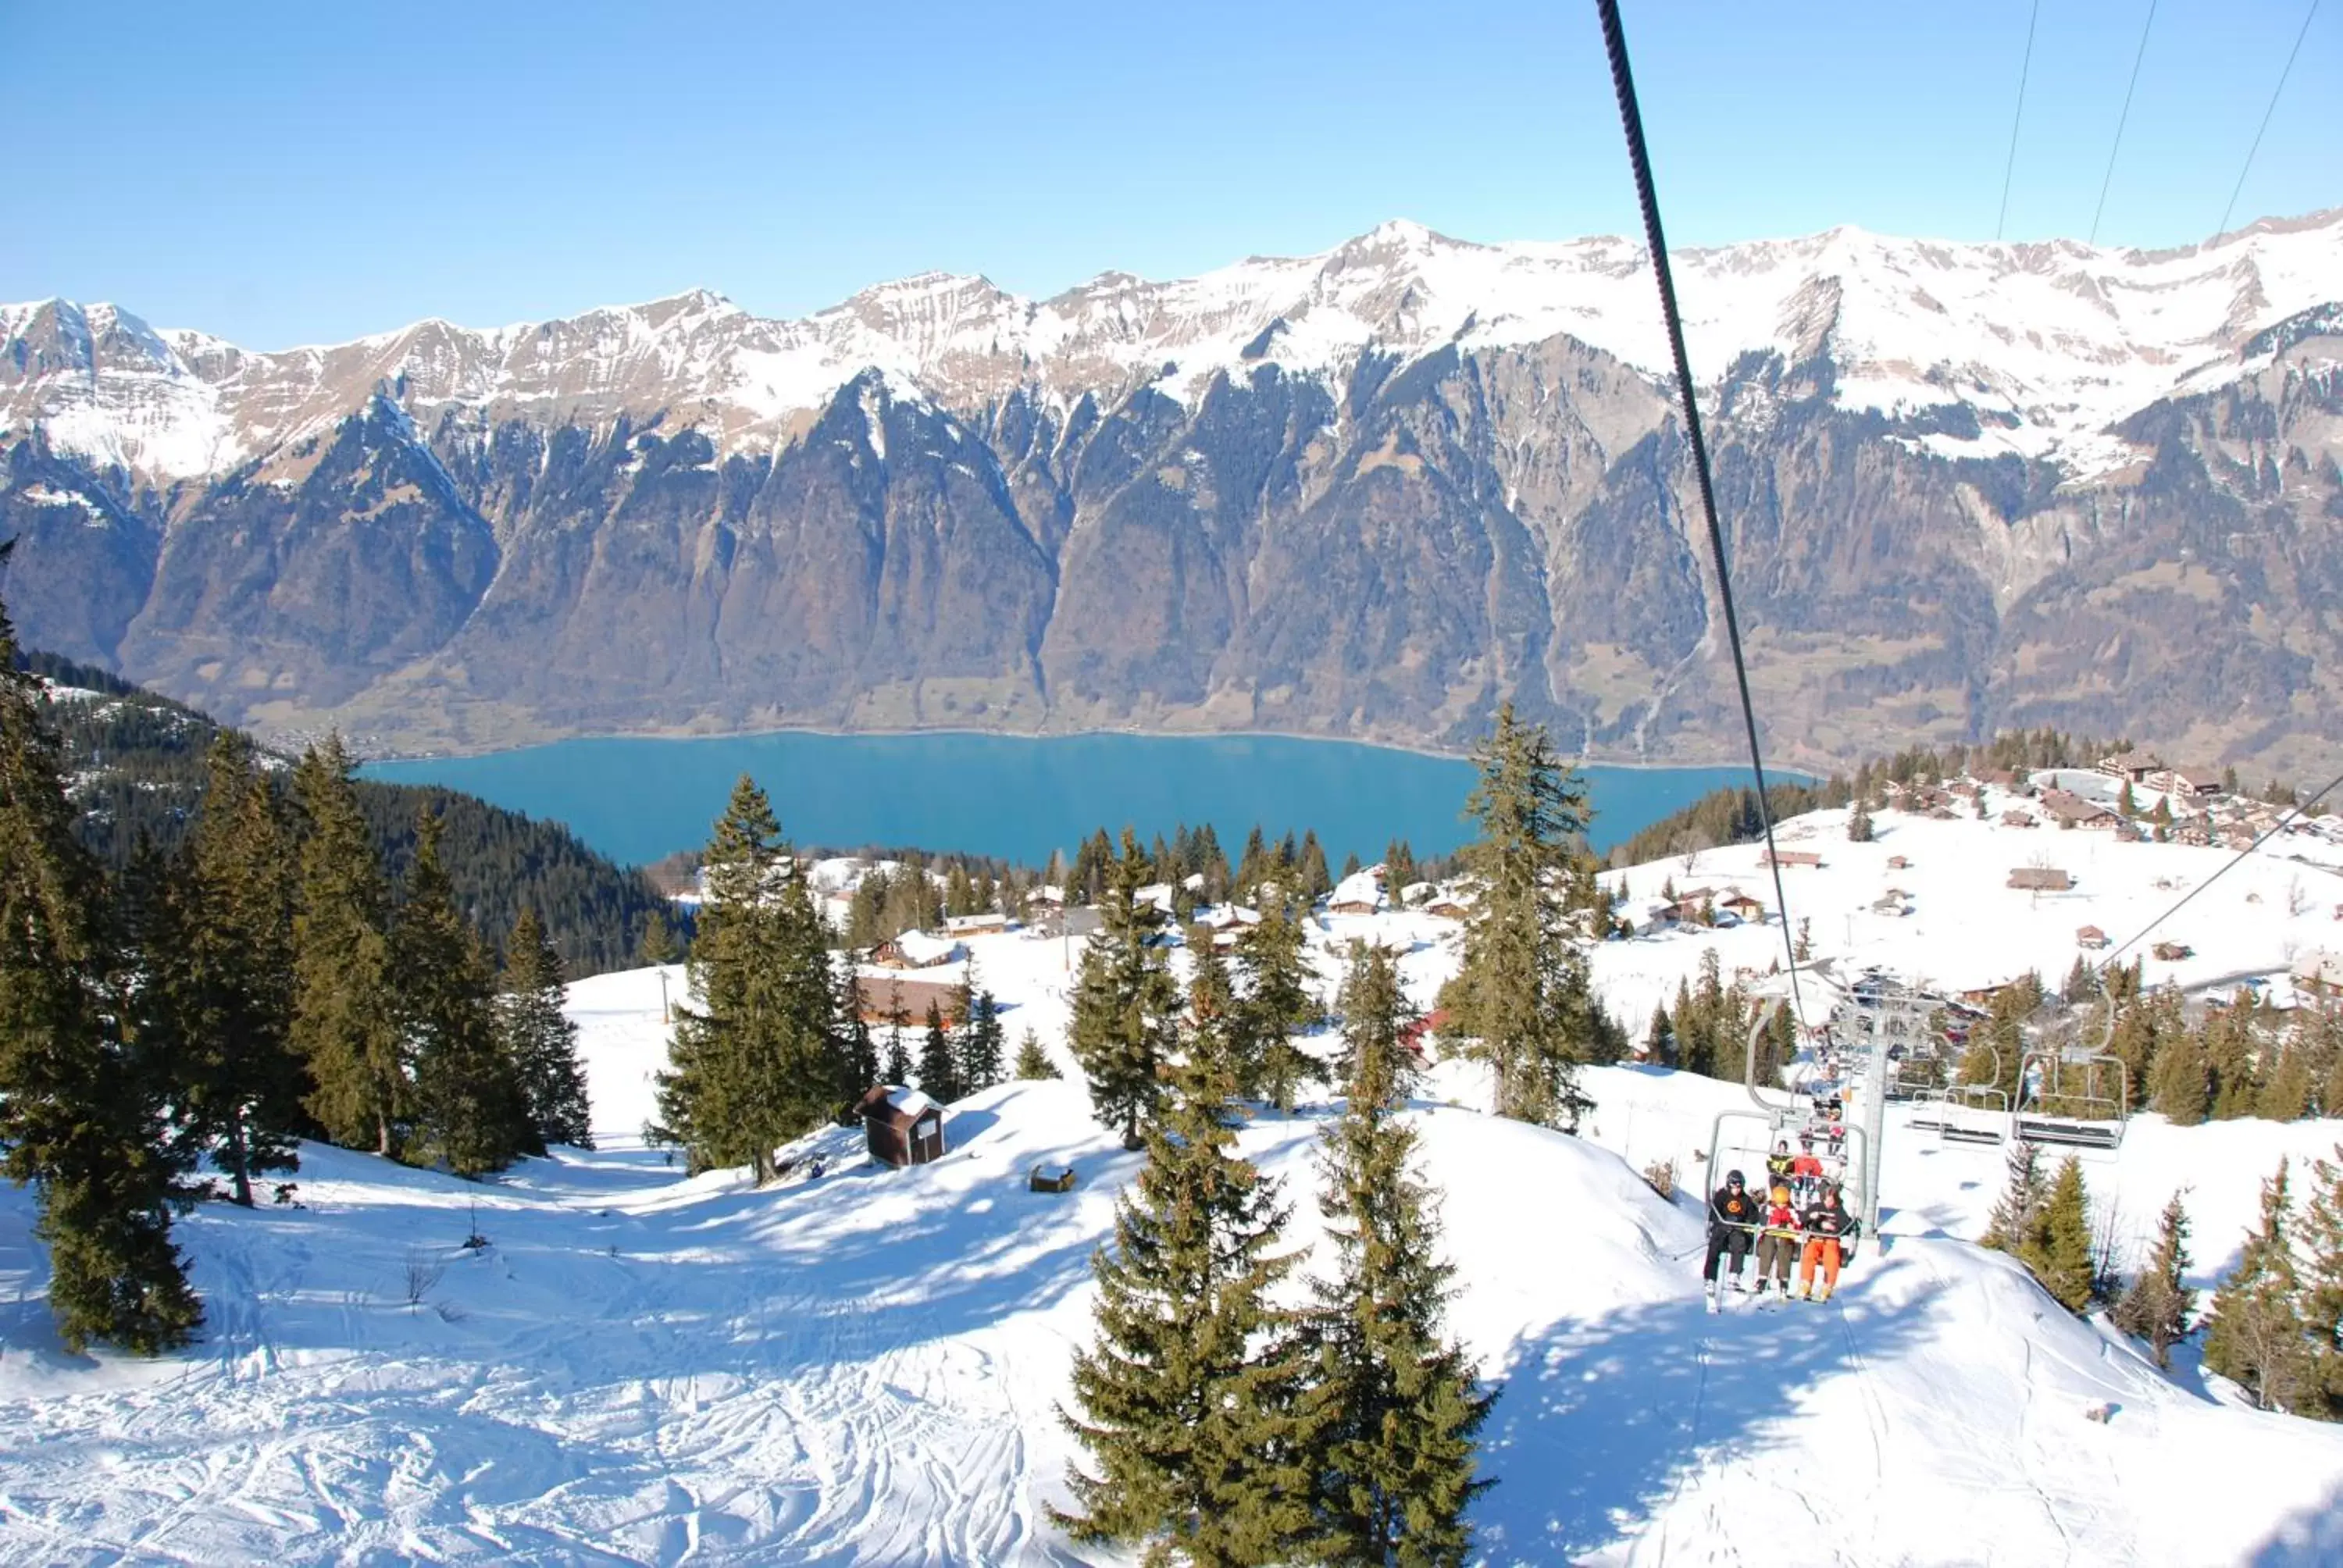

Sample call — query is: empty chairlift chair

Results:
[2012,1049,2130,1153]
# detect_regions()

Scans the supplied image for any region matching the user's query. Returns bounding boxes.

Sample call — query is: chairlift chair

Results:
[1906,1042,2011,1146]
[2013,1049,2130,1154]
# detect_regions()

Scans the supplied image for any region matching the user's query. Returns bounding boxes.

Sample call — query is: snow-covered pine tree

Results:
[654,775,835,1182]
[1055,943,1317,1563]
[917,999,961,1103]
[0,563,202,1353]
[2300,1149,2343,1420]
[1233,893,1319,1111]
[2202,1159,2315,1413]
[1013,1028,1058,1081]
[1981,1139,2045,1253]
[1068,829,1179,1147]
[290,735,405,1156]
[1437,703,1599,1128]
[2113,1191,2198,1368]
[399,809,530,1176]
[498,907,593,1149]
[1304,946,1492,1565]
[148,731,305,1206]
[2024,1156,2098,1313]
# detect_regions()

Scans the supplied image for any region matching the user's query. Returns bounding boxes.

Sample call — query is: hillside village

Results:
[12,715,2343,1562]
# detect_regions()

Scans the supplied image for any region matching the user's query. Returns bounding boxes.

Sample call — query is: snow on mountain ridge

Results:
[5,209,2339,482]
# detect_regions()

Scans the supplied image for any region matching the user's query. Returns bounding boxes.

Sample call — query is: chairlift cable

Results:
[1995,0,2042,241]
[2213,0,2323,240]
[2095,766,2343,972]
[1594,0,1811,1037]
[2088,0,2160,245]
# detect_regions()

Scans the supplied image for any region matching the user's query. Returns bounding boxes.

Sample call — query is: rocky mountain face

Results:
[3,213,2340,779]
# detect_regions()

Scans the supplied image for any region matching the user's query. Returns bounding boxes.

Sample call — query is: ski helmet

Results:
[1727,1169,1746,1185]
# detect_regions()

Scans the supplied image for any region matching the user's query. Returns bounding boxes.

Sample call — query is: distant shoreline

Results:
[358,718,1815,782]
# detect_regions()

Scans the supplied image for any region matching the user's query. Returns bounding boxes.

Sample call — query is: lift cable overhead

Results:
[1593,0,1810,1039]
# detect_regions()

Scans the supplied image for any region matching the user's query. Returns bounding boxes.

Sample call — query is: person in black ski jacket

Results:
[1703,1170,1761,1288]
[1797,1186,1861,1301]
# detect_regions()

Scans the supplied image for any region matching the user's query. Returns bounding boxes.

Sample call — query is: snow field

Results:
[7,804,2343,1561]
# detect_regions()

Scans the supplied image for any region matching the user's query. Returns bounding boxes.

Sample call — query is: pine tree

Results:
[1303,948,1493,1564]
[1644,1003,1678,1068]
[1437,704,1599,1128]
[2202,1160,2315,1413]
[1981,1140,2045,1253]
[2303,1149,2343,1420]
[2149,1024,2210,1125]
[918,999,961,1102]
[1846,800,1874,843]
[654,776,835,1182]
[831,959,881,1116]
[958,988,1006,1094]
[0,567,202,1352]
[1384,839,1418,900]
[147,732,306,1206]
[883,1028,913,1088]
[1055,960,1317,1563]
[1068,830,1179,1147]
[498,907,593,1149]
[398,810,529,1175]
[2113,1191,2198,1369]
[2027,1156,2097,1313]
[1299,831,1332,900]
[636,911,678,968]
[1014,1028,1059,1081]
[290,736,405,1155]
[1233,893,1320,1111]
[2259,1028,2314,1122]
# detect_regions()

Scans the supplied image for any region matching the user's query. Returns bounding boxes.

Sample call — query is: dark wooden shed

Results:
[857,1085,947,1168]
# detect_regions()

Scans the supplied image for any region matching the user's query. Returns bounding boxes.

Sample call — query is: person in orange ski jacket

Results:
[1798,1186,1860,1300]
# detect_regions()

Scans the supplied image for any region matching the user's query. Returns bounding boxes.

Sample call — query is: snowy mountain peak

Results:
[5,208,2341,483]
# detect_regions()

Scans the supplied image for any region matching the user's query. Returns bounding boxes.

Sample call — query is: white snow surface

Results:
[6,804,2343,1562]
[7,209,2340,483]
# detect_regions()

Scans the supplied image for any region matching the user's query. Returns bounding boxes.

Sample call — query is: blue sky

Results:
[2,0,2334,348]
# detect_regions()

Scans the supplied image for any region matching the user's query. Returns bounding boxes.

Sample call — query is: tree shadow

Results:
[2248,1474,2343,1566]
[1473,1271,1943,1560]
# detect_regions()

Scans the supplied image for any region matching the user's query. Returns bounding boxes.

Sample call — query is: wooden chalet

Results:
[2002,809,2038,828]
[2006,867,2074,892]
[2097,750,2163,783]
[872,931,967,969]
[2152,941,2193,962]
[1760,850,1824,869]
[1887,855,1913,869]
[2150,767,2224,799]
[2075,925,2110,950]
[944,911,1010,936]
[2295,950,2343,993]
[853,975,962,1028]
[1717,891,1766,924]
[857,1085,947,1167]
[1326,868,1383,914]
[2039,789,2117,830]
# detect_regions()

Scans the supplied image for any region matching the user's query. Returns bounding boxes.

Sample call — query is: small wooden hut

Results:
[857,1085,947,1167]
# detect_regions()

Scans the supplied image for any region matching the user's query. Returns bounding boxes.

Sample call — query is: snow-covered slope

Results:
[5,209,2338,483]
[11,790,2343,1563]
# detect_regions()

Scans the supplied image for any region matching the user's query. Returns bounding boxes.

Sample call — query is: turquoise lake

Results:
[362,731,1773,869]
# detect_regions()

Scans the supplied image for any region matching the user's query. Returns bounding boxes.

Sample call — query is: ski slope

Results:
[7,807,2343,1563]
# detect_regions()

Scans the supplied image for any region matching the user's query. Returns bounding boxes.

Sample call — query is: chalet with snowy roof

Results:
[857,1085,947,1167]
[853,975,962,1028]
[1424,894,1473,921]
[872,931,967,969]
[2002,810,2038,828]
[2295,950,2343,994]
[2097,750,2163,782]
[943,911,1010,936]
[1326,869,1382,914]
[1398,880,1435,908]
[1620,896,1678,936]
[1760,850,1824,868]
[2150,767,2223,799]
[2152,942,2193,962]
[2006,867,2073,892]
[2075,925,2109,950]
[1717,890,1766,924]
[2039,790,2116,830]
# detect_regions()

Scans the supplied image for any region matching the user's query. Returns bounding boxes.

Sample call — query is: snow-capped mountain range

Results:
[2,212,2340,777]
[6,209,2338,484]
